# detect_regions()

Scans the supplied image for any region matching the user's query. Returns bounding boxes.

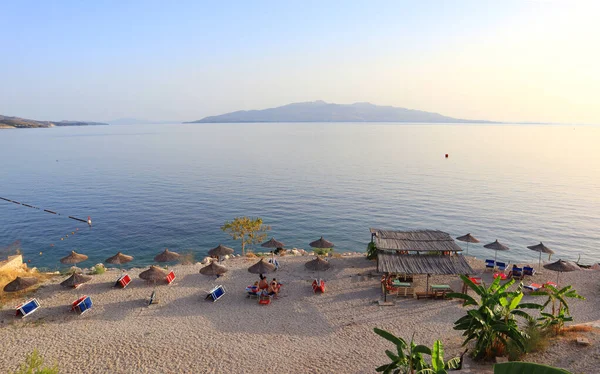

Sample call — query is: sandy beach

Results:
[1,255,599,373]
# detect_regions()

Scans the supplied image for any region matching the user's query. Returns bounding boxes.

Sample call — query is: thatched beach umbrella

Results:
[154,249,180,263]
[527,242,555,271]
[139,266,168,284]
[543,259,580,284]
[60,250,88,265]
[261,238,285,249]
[456,233,479,256]
[60,273,92,288]
[248,258,276,276]
[3,277,38,292]
[105,252,134,265]
[305,257,331,272]
[309,237,334,249]
[208,244,234,259]
[199,261,228,277]
[483,240,510,264]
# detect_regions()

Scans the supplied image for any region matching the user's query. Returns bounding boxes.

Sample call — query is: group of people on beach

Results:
[251,274,281,297]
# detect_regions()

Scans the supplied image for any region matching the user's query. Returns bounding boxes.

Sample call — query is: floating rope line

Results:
[0,197,91,226]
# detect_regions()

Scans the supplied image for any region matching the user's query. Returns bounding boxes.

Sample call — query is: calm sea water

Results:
[0,123,599,269]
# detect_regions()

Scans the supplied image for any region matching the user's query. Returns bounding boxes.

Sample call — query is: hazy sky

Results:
[1,1,598,124]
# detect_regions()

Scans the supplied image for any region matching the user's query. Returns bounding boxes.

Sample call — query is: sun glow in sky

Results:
[1,1,598,124]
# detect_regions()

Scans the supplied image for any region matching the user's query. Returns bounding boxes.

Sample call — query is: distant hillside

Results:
[0,115,108,129]
[187,101,493,124]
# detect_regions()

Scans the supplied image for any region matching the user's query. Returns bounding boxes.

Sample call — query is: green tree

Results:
[417,340,461,374]
[221,217,271,256]
[447,275,542,361]
[532,284,585,334]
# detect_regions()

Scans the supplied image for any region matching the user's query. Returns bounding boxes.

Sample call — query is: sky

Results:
[1,0,599,124]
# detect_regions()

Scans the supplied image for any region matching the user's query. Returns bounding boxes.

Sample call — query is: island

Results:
[0,115,109,129]
[186,100,494,124]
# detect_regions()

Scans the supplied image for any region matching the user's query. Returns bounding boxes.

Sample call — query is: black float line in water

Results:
[0,197,91,225]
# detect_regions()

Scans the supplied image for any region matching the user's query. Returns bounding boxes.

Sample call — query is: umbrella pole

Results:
[494,250,498,270]
[538,252,542,274]
[426,274,430,296]
[466,242,469,256]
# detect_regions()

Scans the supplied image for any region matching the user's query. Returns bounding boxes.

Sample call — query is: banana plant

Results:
[374,328,430,374]
[447,275,542,361]
[416,340,461,374]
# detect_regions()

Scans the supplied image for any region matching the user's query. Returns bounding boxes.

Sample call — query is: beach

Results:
[1,255,599,373]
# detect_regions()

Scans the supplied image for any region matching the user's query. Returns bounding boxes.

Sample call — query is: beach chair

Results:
[485,259,495,271]
[245,285,259,298]
[312,279,325,293]
[148,290,157,306]
[15,298,40,318]
[544,281,558,288]
[71,295,93,315]
[166,271,176,285]
[114,274,131,288]
[509,265,524,280]
[206,285,225,302]
[524,283,543,292]
[496,262,508,272]
[493,272,508,281]
[523,266,536,276]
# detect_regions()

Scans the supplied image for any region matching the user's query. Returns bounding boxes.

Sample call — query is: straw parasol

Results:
[247,258,276,276]
[305,257,331,271]
[527,242,555,271]
[261,238,285,249]
[3,277,38,292]
[60,273,92,288]
[199,261,228,277]
[208,244,234,259]
[456,233,479,256]
[543,259,580,284]
[139,266,168,283]
[309,237,334,249]
[483,240,510,263]
[154,249,180,263]
[105,252,134,265]
[60,250,88,265]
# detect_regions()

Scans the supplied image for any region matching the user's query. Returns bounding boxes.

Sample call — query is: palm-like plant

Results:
[532,284,584,334]
[416,340,462,374]
[374,328,430,374]
[447,275,542,361]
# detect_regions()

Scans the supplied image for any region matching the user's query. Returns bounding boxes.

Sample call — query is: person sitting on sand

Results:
[258,275,268,291]
[268,279,279,296]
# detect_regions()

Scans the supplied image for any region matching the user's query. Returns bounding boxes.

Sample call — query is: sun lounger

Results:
[524,281,558,292]
[523,266,536,276]
[258,292,271,305]
[245,285,259,298]
[509,265,524,279]
[206,285,225,302]
[493,272,508,281]
[15,298,40,318]
[115,274,131,288]
[496,262,508,272]
[485,259,495,271]
[71,295,93,315]
[312,279,325,293]
[166,271,176,285]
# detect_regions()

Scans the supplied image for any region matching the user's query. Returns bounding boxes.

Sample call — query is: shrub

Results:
[366,242,377,260]
[506,320,548,361]
[313,248,332,256]
[90,265,105,275]
[448,275,542,361]
[10,349,59,374]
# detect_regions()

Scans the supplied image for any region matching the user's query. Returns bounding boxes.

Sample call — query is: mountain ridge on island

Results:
[186,100,495,124]
[0,115,109,129]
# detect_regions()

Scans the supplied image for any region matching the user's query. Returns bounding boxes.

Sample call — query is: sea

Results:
[0,123,598,270]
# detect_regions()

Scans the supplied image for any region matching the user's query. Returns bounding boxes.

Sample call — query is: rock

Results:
[95,263,105,269]
[201,257,212,264]
[576,337,591,346]
[224,255,230,260]
[69,266,82,274]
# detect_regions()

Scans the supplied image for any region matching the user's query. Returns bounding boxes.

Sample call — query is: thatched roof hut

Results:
[370,229,462,253]
[377,251,474,275]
